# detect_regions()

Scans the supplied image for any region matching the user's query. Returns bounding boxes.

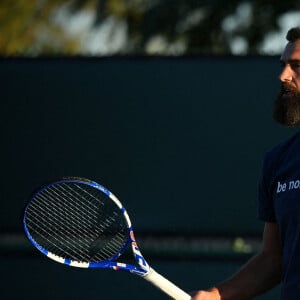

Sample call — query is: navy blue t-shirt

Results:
[258,131,300,299]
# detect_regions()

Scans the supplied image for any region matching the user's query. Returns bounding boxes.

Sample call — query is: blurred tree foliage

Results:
[0,0,299,56]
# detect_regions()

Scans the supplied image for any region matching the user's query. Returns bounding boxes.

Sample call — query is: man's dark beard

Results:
[273,83,300,126]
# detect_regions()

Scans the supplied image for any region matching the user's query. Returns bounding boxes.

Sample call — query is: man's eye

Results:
[291,63,300,71]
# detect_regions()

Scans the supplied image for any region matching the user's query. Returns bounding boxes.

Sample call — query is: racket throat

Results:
[131,243,150,271]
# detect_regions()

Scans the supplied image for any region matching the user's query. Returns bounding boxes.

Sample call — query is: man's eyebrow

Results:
[280,59,300,64]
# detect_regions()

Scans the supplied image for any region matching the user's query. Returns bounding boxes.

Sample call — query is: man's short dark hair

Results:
[286,27,300,42]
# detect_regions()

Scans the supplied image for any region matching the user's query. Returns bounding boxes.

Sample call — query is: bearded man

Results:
[191,27,300,300]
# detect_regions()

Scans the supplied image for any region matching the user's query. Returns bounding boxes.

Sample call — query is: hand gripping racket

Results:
[23,177,191,300]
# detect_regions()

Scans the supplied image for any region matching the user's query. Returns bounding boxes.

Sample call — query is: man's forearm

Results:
[215,251,282,300]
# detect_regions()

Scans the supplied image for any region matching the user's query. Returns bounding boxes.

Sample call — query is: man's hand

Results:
[190,287,221,300]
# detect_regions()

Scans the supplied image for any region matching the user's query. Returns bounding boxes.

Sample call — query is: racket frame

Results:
[23,177,149,276]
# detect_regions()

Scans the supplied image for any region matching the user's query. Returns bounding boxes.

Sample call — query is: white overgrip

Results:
[143,268,192,300]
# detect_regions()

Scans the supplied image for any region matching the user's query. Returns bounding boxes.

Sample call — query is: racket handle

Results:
[143,268,192,300]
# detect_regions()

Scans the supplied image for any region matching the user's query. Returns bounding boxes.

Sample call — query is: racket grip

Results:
[143,268,192,300]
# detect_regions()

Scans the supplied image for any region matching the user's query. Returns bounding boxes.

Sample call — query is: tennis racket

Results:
[23,177,191,300]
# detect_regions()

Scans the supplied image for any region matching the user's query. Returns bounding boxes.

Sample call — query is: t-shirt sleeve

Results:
[257,153,277,223]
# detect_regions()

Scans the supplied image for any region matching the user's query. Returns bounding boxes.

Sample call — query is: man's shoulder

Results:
[265,130,300,161]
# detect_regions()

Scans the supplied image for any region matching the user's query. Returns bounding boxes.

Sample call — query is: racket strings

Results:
[27,189,96,260]
[27,184,126,262]
[25,182,129,263]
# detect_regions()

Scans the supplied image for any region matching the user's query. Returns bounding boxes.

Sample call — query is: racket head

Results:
[23,177,134,268]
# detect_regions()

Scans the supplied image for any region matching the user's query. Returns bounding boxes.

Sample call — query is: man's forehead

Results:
[281,40,300,61]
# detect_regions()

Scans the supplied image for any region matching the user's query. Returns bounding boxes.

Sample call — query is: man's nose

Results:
[279,65,293,82]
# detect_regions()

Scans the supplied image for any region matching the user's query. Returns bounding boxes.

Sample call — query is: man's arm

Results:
[191,222,282,300]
